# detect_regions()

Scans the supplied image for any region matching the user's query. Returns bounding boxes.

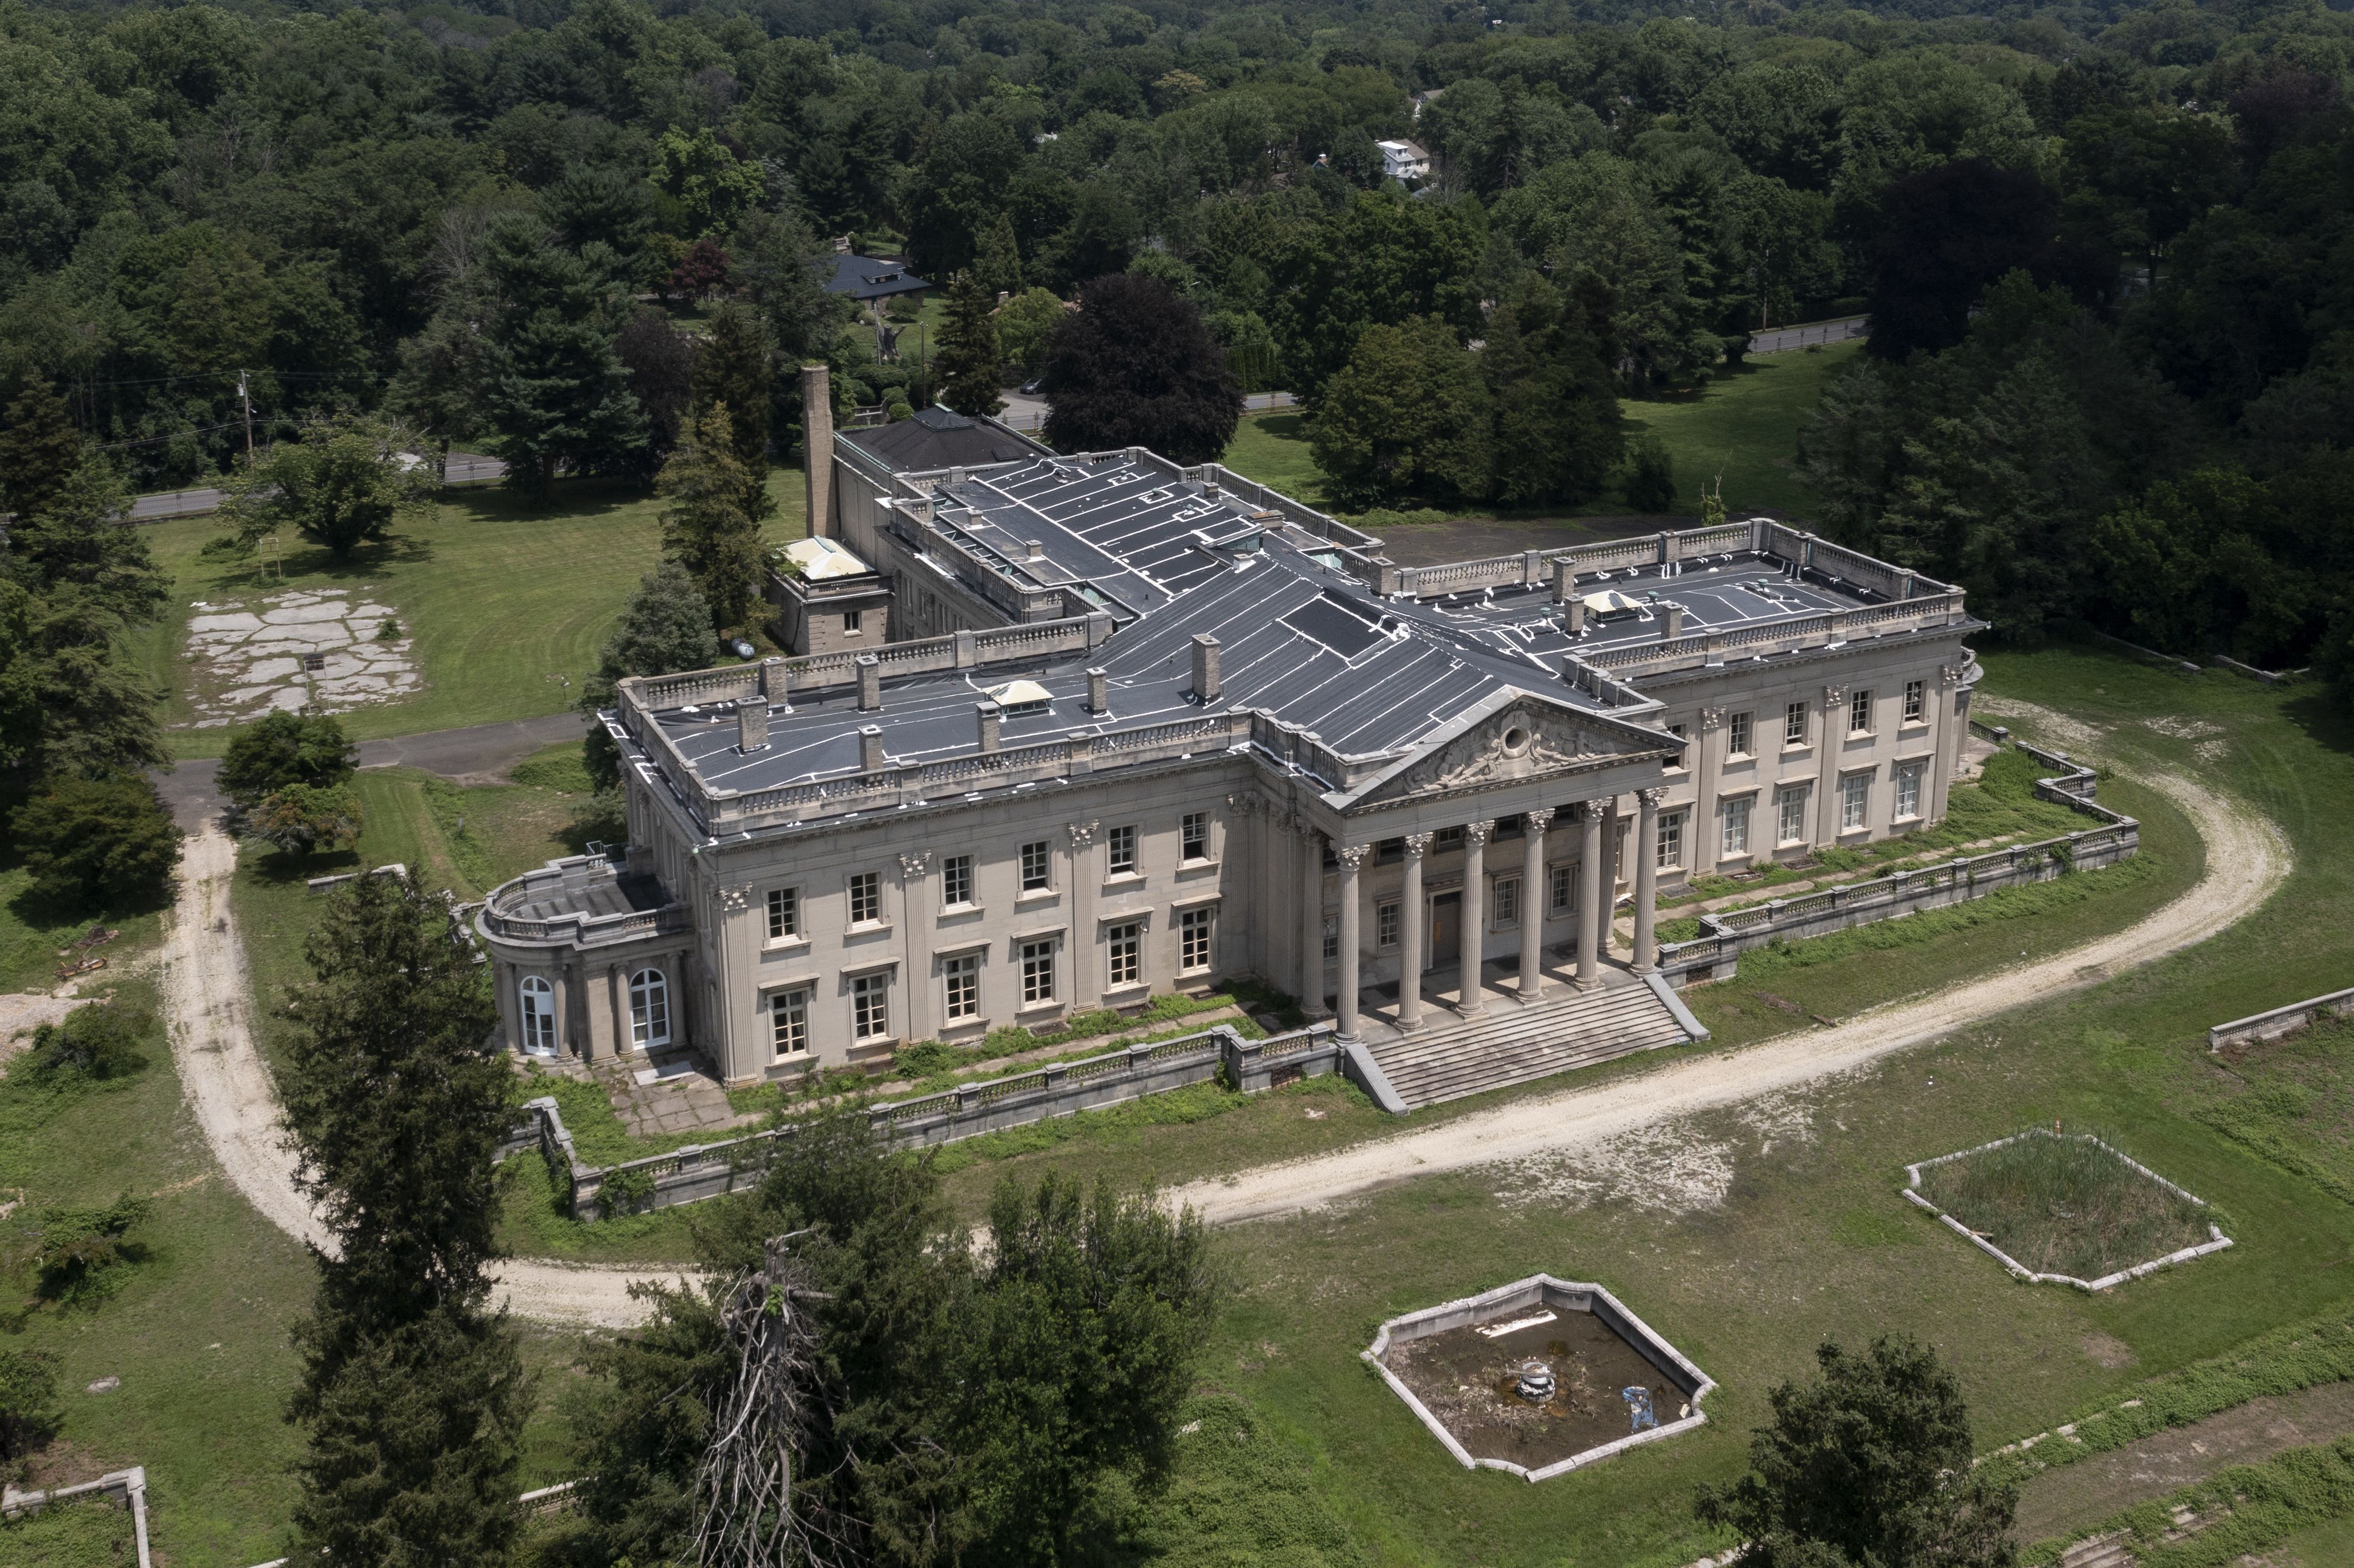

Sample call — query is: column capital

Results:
[896,853,932,879]
[1462,819,1495,849]
[1403,831,1433,858]
[1939,660,1968,688]
[1065,819,1099,848]
[1581,797,1613,822]
[1225,791,1261,815]
[1524,807,1555,833]
[1334,843,1371,871]
[718,883,754,913]
[1699,705,1727,733]
[1822,683,1848,706]
[1635,786,1666,810]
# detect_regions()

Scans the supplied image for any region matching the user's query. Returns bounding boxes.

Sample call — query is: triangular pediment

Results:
[1348,690,1671,807]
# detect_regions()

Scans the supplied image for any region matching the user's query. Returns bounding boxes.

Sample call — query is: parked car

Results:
[1019,377,1044,395]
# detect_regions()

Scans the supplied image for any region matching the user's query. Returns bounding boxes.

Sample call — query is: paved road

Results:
[152,710,587,833]
[123,452,507,523]
[1748,316,1868,354]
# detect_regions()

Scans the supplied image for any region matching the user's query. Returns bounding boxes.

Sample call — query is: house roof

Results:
[825,253,932,301]
[781,536,873,580]
[840,404,1052,473]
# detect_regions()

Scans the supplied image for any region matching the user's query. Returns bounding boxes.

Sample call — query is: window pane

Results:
[1108,825,1136,873]
[1021,841,1050,890]
[1658,812,1684,868]
[849,872,880,924]
[771,989,808,1056]
[1722,799,1751,857]
[1729,711,1751,754]
[1550,864,1575,914]
[767,886,797,940]
[944,955,979,1020]
[1785,702,1807,744]
[1021,940,1056,1004]
[1494,877,1519,926]
[942,855,973,907]
[1377,901,1400,947]
[1180,909,1212,971]
[1182,811,1209,859]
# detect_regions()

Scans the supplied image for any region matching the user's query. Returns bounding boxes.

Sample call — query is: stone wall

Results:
[516,1023,1339,1221]
[2209,986,2354,1051]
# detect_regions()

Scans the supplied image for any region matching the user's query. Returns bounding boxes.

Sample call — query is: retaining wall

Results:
[516,1023,1338,1220]
[2209,985,2354,1051]
[1656,728,2138,986]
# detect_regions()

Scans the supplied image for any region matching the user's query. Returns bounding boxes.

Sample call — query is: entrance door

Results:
[1428,892,1461,970]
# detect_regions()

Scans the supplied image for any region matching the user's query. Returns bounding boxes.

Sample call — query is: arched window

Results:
[518,975,556,1055]
[629,968,670,1050]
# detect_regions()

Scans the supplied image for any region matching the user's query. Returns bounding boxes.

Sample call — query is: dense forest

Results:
[2,0,2352,669]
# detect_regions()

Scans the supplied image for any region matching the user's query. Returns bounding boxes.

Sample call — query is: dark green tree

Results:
[25,998,152,1081]
[1485,273,1623,507]
[477,214,646,494]
[1,462,167,628]
[731,209,851,362]
[1624,435,1678,513]
[280,870,529,1568]
[247,783,366,859]
[0,581,168,784]
[658,402,765,634]
[8,774,179,910]
[935,273,1005,417]
[219,711,358,812]
[1041,273,1241,464]
[1696,1335,2017,1568]
[691,301,775,517]
[213,416,435,562]
[0,384,80,522]
[579,564,721,792]
[1309,318,1492,509]
[974,211,1023,296]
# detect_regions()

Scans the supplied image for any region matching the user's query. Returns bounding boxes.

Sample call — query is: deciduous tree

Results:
[215,415,435,562]
[219,710,358,811]
[1041,273,1240,464]
[578,564,720,792]
[247,782,365,858]
[1309,317,1490,509]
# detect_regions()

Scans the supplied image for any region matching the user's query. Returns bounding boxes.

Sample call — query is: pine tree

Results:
[280,871,530,1568]
[477,214,646,495]
[936,273,1006,417]
[0,384,80,522]
[578,565,721,792]
[657,403,766,636]
[1485,273,1623,508]
[691,301,776,518]
[975,212,1023,296]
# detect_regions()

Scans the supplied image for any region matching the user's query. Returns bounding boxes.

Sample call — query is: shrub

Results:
[27,1000,152,1081]
[218,710,357,810]
[0,1348,61,1461]
[30,1193,152,1305]
[247,781,365,857]
[9,774,178,910]
[1623,434,1677,512]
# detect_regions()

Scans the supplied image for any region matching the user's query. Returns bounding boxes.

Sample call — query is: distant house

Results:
[1376,139,1432,185]
[826,253,934,362]
[1411,87,1446,121]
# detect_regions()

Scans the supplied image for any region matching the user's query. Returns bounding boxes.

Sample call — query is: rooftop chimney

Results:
[977,701,1002,753]
[1662,602,1685,638]
[801,363,833,537]
[760,656,789,704]
[856,653,880,711]
[1024,539,1046,561]
[1191,634,1222,704]
[859,725,885,772]
[1565,596,1587,634]
[737,700,769,753]
[1552,559,1577,605]
[1086,667,1108,714]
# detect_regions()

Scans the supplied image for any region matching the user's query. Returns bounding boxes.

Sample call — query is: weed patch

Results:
[1914,1130,2219,1284]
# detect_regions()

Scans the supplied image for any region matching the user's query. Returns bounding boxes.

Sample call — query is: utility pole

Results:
[238,369,255,468]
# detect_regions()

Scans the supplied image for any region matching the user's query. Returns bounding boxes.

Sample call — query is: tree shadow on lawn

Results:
[180,532,437,601]
[2282,687,2354,761]
[442,475,655,527]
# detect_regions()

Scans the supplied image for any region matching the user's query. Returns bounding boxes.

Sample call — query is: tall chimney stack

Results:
[760,656,790,708]
[977,701,1002,752]
[1191,634,1222,704]
[1086,667,1109,714]
[1662,602,1685,638]
[1552,559,1577,605]
[737,699,769,753]
[1565,596,1587,634]
[802,363,833,538]
[856,653,880,711]
[858,725,884,772]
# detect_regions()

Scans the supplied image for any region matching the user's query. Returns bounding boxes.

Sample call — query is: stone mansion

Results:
[476,404,1981,1086]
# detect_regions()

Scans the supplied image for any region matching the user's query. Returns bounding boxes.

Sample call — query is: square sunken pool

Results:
[1364,1275,1715,1482]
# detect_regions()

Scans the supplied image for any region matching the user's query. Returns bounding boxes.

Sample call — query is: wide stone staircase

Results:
[1362,979,1696,1110]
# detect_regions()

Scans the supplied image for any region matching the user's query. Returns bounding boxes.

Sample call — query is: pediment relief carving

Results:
[1375,705,1648,803]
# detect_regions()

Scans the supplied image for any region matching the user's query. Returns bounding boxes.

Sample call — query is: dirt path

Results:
[1163,750,2285,1229]
[160,828,677,1328]
[0,988,90,1073]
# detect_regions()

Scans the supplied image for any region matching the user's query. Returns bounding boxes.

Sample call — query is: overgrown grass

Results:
[0,1496,141,1567]
[1619,340,1863,516]
[2025,1437,2354,1567]
[2194,1013,2354,1209]
[1915,1129,2218,1281]
[131,469,808,760]
[0,864,167,994]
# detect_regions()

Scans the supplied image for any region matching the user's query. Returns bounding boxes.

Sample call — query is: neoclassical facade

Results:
[477,442,1980,1083]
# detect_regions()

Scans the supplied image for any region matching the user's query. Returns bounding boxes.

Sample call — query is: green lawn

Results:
[0,866,168,995]
[1221,412,1333,506]
[130,468,808,760]
[1621,341,1862,516]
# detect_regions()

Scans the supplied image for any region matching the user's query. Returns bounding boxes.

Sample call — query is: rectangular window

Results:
[765,886,799,941]
[1722,797,1752,858]
[770,988,808,1058]
[1784,702,1808,746]
[1896,762,1923,820]
[1849,689,1873,734]
[1106,923,1140,989]
[851,973,889,1040]
[1180,908,1213,973]
[1020,840,1051,892]
[1778,787,1809,846]
[941,854,974,908]
[1729,711,1752,756]
[1550,863,1576,915]
[1020,939,1056,1005]
[1322,914,1338,961]
[1842,772,1871,831]
[1658,811,1685,869]
[1181,811,1209,861]
[1377,901,1400,948]
[943,954,980,1020]
[1435,826,1465,852]
[1495,813,1524,839]
[1107,824,1137,875]
[843,609,862,634]
[1903,679,1926,723]
[847,872,881,926]
[1494,876,1520,928]
[1667,724,1687,768]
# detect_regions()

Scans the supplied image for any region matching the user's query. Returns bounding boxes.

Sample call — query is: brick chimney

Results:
[1552,559,1576,605]
[737,700,769,753]
[858,725,884,772]
[1086,667,1108,713]
[1662,602,1685,638]
[856,653,880,711]
[802,363,833,537]
[977,701,1002,753]
[1191,634,1221,704]
[1565,596,1586,634]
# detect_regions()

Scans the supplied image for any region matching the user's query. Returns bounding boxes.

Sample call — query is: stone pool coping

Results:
[1362,1273,1717,1484]
[1902,1129,2234,1292]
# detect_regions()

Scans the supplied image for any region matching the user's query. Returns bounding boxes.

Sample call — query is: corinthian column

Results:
[1632,789,1662,975]
[1519,808,1553,1002]
[1298,822,1325,1016]
[1460,819,1494,1016]
[1398,833,1430,1031]
[1576,802,1606,992]
[1334,844,1368,1043]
